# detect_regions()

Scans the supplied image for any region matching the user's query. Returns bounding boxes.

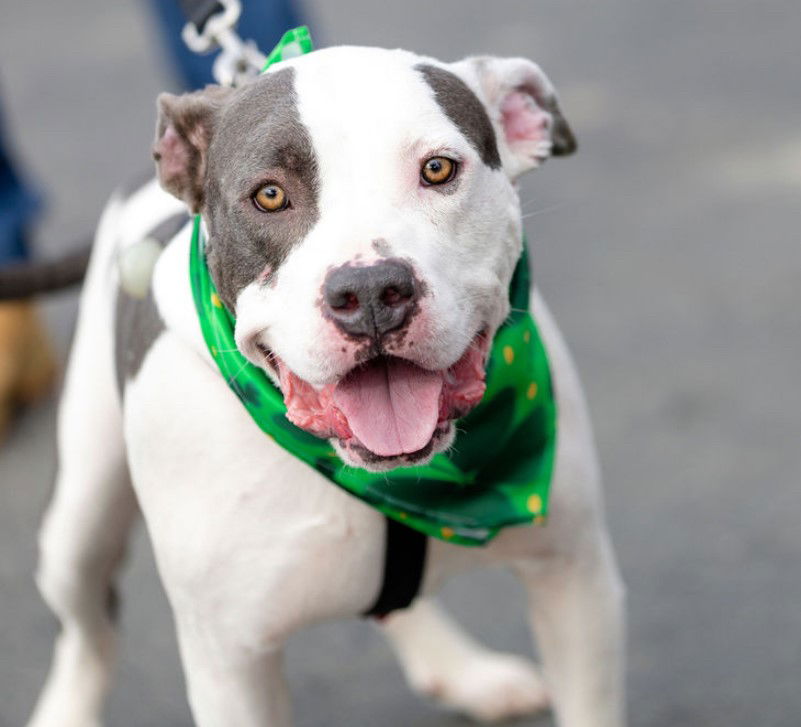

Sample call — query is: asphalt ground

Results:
[1,2,800,725]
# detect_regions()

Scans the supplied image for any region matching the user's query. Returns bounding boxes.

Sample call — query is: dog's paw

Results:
[410,651,549,723]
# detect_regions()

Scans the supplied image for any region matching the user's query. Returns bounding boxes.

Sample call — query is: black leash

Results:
[0,243,91,300]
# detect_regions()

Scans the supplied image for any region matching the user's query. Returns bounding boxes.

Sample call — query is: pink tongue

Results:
[333,358,444,457]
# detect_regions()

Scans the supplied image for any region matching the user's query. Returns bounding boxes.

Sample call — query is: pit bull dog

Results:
[28,45,625,727]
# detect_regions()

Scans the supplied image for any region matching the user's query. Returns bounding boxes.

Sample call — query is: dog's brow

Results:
[416,63,501,169]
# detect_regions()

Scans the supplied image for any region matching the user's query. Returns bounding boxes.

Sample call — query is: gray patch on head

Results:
[114,213,188,394]
[416,64,501,170]
[203,68,320,311]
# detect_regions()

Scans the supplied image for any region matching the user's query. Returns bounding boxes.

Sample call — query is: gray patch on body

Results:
[147,211,191,248]
[114,289,164,395]
[114,212,189,394]
[416,64,501,170]
[203,68,320,312]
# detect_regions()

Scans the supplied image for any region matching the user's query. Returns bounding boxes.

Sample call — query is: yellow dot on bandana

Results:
[211,292,222,308]
[441,526,455,539]
[523,330,531,344]
[503,345,515,364]
[210,345,218,357]
[527,382,538,400]
[399,512,408,520]
[527,494,543,514]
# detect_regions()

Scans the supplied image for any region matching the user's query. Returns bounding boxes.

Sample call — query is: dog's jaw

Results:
[256,331,490,470]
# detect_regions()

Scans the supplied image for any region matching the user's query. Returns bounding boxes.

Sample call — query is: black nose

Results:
[323,259,418,339]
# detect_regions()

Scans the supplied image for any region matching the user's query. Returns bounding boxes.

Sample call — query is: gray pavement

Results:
[1,1,800,725]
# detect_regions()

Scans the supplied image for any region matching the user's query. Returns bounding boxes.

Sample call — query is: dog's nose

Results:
[323,260,417,339]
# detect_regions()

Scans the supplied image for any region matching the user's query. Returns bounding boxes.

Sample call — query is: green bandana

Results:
[187,27,557,547]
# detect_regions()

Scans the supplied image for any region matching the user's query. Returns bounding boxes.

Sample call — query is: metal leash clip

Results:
[181,0,266,87]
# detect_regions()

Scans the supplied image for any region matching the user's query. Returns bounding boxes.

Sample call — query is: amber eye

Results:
[421,156,457,185]
[253,183,288,212]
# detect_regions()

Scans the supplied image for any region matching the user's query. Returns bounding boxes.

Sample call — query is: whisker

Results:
[449,291,489,306]
[520,200,573,221]
[226,357,252,387]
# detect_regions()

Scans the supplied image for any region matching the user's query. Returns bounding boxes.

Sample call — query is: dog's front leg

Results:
[518,529,626,727]
[380,597,549,722]
[173,612,291,727]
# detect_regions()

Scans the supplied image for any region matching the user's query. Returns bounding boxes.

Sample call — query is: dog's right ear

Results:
[153,86,234,213]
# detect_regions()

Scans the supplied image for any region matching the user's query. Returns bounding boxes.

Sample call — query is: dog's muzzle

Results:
[323,259,417,339]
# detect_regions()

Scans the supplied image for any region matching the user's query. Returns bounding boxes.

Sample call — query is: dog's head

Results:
[153,46,574,471]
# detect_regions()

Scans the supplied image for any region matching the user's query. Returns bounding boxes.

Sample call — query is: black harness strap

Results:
[363,517,428,618]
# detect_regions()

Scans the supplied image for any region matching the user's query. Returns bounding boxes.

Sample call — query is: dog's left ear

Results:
[453,57,577,180]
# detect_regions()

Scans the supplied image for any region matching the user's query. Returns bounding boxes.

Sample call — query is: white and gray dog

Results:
[28,46,625,727]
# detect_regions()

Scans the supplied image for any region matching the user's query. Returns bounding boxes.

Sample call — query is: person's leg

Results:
[0,300,56,437]
[0,96,41,264]
[0,98,53,439]
[147,0,307,90]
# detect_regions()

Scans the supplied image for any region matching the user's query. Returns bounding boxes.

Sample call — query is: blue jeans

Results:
[0,101,41,263]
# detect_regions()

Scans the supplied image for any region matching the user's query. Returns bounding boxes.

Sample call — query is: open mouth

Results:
[259,332,490,467]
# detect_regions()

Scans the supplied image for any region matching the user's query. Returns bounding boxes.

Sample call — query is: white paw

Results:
[27,631,111,727]
[411,651,549,723]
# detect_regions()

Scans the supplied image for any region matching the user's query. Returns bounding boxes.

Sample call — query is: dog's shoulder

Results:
[111,180,199,394]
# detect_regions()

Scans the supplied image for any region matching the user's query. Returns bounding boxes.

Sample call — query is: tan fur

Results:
[0,300,57,438]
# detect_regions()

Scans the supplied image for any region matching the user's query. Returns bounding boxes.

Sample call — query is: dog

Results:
[28,45,625,727]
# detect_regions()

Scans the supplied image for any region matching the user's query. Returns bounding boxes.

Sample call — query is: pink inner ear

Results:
[501,90,550,144]
[155,125,191,186]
